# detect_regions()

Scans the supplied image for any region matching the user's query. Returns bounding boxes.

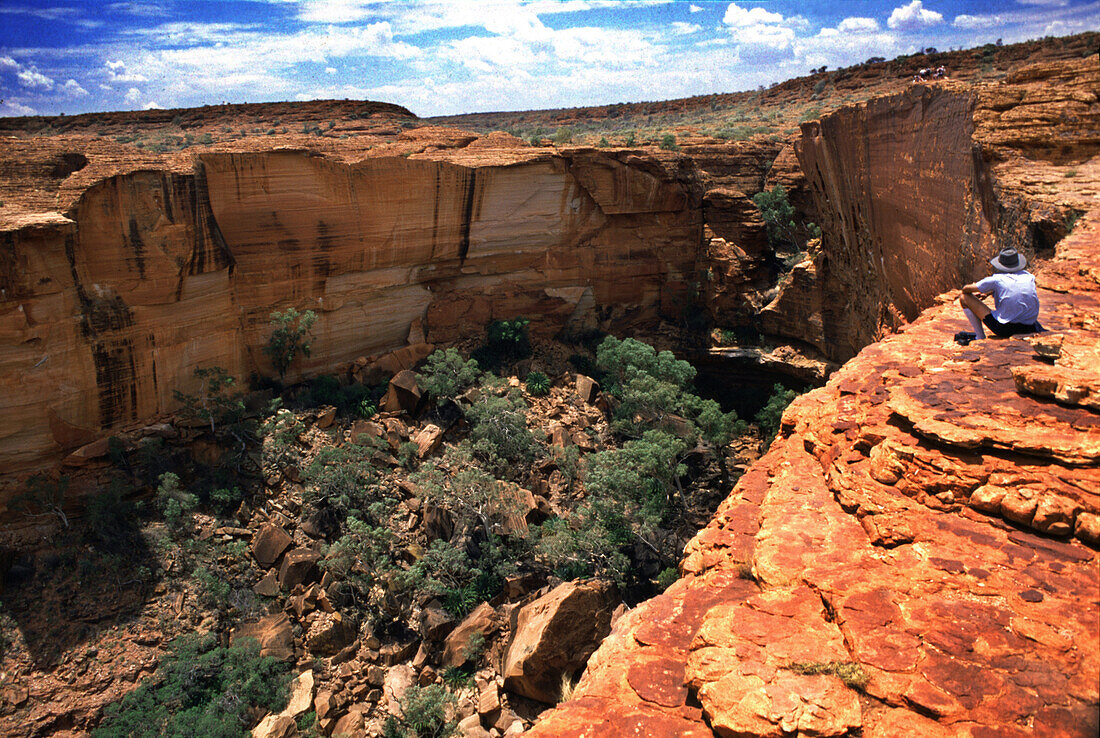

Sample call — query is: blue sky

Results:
[1,0,1096,118]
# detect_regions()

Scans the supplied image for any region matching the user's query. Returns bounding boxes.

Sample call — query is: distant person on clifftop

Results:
[956,248,1041,344]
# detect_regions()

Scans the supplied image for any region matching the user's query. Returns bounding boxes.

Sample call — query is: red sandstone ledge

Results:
[529,215,1100,738]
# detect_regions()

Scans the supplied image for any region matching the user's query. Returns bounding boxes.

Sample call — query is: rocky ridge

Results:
[528,215,1100,736]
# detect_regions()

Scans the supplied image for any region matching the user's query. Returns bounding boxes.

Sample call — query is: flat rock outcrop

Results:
[529,215,1100,737]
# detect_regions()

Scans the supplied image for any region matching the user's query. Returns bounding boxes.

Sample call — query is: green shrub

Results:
[156,472,198,536]
[473,318,531,370]
[464,393,538,476]
[539,430,686,585]
[382,684,457,738]
[172,366,245,434]
[93,634,290,738]
[398,441,420,470]
[263,308,316,379]
[595,336,738,445]
[13,474,70,529]
[525,371,551,396]
[193,565,232,610]
[302,442,379,517]
[417,349,481,402]
[658,133,677,150]
[259,408,305,473]
[399,539,490,618]
[322,511,397,618]
[552,126,573,144]
[755,383,799,447]
[752,185,821,251]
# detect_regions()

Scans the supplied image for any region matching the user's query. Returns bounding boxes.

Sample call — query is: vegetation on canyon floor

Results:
[0,316,802,735]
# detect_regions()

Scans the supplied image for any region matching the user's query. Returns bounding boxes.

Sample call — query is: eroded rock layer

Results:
[529,215,1100,737]
[0,145,700,490]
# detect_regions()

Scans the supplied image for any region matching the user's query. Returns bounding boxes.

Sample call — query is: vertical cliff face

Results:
[787,55,1098,362]
[791,87,990,360]
[0,145,701,487]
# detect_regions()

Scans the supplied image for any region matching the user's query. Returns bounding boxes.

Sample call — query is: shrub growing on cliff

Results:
[755,383,799,448]
[92,634,290,738]
[659,133,678,150]
[263,307,316,380]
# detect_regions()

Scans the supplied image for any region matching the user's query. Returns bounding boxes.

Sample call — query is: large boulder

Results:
[231,613,294,660]
[252,524,293,568]
[502,580,618,703]
[442,602,497,669]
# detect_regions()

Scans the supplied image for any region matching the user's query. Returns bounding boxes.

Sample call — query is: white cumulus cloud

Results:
[888,1,944,30]
[723,2,784,27]
[18,69,55,89]
[838,17,880,33]
[671,21,702,35]
[952,14,999,29]
[0,56,20,71]
[1,100,36,116]
[142,100,163,109]
[689,3,703,11]
[105,60,148,83]
[62,79,88,96]
[124,87,142,103]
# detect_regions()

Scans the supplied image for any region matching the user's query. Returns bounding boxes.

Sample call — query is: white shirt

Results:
[975,272,1040,325]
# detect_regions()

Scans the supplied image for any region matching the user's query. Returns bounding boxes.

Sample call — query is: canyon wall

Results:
[529,55,1100,738]
[0,145,701,491]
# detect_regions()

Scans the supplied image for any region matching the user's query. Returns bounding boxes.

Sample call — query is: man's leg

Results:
[959,293,990,338]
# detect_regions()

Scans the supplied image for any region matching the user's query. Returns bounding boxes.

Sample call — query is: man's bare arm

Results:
[962,283,988,296]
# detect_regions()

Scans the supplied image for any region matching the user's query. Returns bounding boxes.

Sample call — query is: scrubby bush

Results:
[755,383,799,448]
[464,393,539,476]
[323,510,397,617]
[263,308,316,379]
[92,634,290,738]
[382,684,457,738]
[752,185,821,252]
[417,349,481,402]
[595,336,739,444]
[659,133,677,150]
[156,472,198,536]
[302,442,379,517]
[173,366,245,434]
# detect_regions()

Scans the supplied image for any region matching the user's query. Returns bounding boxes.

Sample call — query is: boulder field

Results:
[528,214,1100,737]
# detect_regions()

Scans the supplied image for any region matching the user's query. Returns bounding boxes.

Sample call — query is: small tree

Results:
[755,383,799,448]
[752,184,821,252]
[263,308,316,379]
[659,133,678,150]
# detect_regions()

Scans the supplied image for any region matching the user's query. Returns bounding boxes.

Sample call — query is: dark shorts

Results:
[983,314,1039,338]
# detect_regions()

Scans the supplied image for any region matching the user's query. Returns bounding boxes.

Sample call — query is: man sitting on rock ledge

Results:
[956,248,1041,344]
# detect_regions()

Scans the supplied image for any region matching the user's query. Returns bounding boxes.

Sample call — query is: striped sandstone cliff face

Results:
[0,142,702,494]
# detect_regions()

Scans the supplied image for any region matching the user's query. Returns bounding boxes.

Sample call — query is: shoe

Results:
[954,331,976,346]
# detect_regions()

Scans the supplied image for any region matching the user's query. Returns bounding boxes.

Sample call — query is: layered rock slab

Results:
[530,217,1100,737]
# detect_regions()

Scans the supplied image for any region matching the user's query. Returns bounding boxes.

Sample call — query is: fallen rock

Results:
[304,612,356,656]
[284,670,315,717]
[575,375,599,404]
[443,603,497,669]
[383,370,422,415]
[279,547,321,590]
[252,524,294,568]
[251,714,297,738]
[414,423,445,457]
[503,580,618,704]
[231,613,294,660]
